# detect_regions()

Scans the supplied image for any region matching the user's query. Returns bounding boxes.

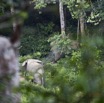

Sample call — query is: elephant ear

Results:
[22,60,28,68]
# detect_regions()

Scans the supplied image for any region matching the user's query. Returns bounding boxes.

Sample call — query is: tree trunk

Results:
[59,0,65,37]
[10,6,17,32]
[50,0,66,63]
[79,11,85,37]
[77,18,80,40]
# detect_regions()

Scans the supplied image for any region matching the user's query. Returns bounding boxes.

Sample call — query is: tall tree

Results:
[33,0,66,35]
[59,0,66,36]
[62,0,90,39]
[32,0,67,62]
[79,0,88,37]
[10,4,17,32]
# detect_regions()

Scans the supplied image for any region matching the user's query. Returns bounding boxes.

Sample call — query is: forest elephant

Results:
[49,40,79,63]
[22,59,44,85]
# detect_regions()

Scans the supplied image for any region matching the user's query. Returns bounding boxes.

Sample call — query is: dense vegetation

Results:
[0,0,104,103]
[20,36,104,103]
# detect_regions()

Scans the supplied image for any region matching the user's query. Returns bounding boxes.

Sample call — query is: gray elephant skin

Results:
[22,59,44,85]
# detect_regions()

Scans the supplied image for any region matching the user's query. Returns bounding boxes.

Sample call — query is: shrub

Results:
[20,22,54,56]
[20,36,104,103]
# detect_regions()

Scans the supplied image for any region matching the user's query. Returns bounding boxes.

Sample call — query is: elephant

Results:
[47,40,79,63]
[46,50,65,63]
[22,59,44,85]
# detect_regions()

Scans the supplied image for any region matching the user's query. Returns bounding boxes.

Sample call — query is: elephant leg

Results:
[33,73,43,85]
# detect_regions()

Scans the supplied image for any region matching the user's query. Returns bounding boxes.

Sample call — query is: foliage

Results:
[20,22,54,56]
[19,52,42,63]
[20,36,104,103]
[48,32,78,55]
[87,0,104,25]
[62,0,90,19]
[32,0,57,9]
[1,0,103,103]
[62,0,104,26]
[20,57,79,103]
[32,0,47,9]
[73,37,104,103]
